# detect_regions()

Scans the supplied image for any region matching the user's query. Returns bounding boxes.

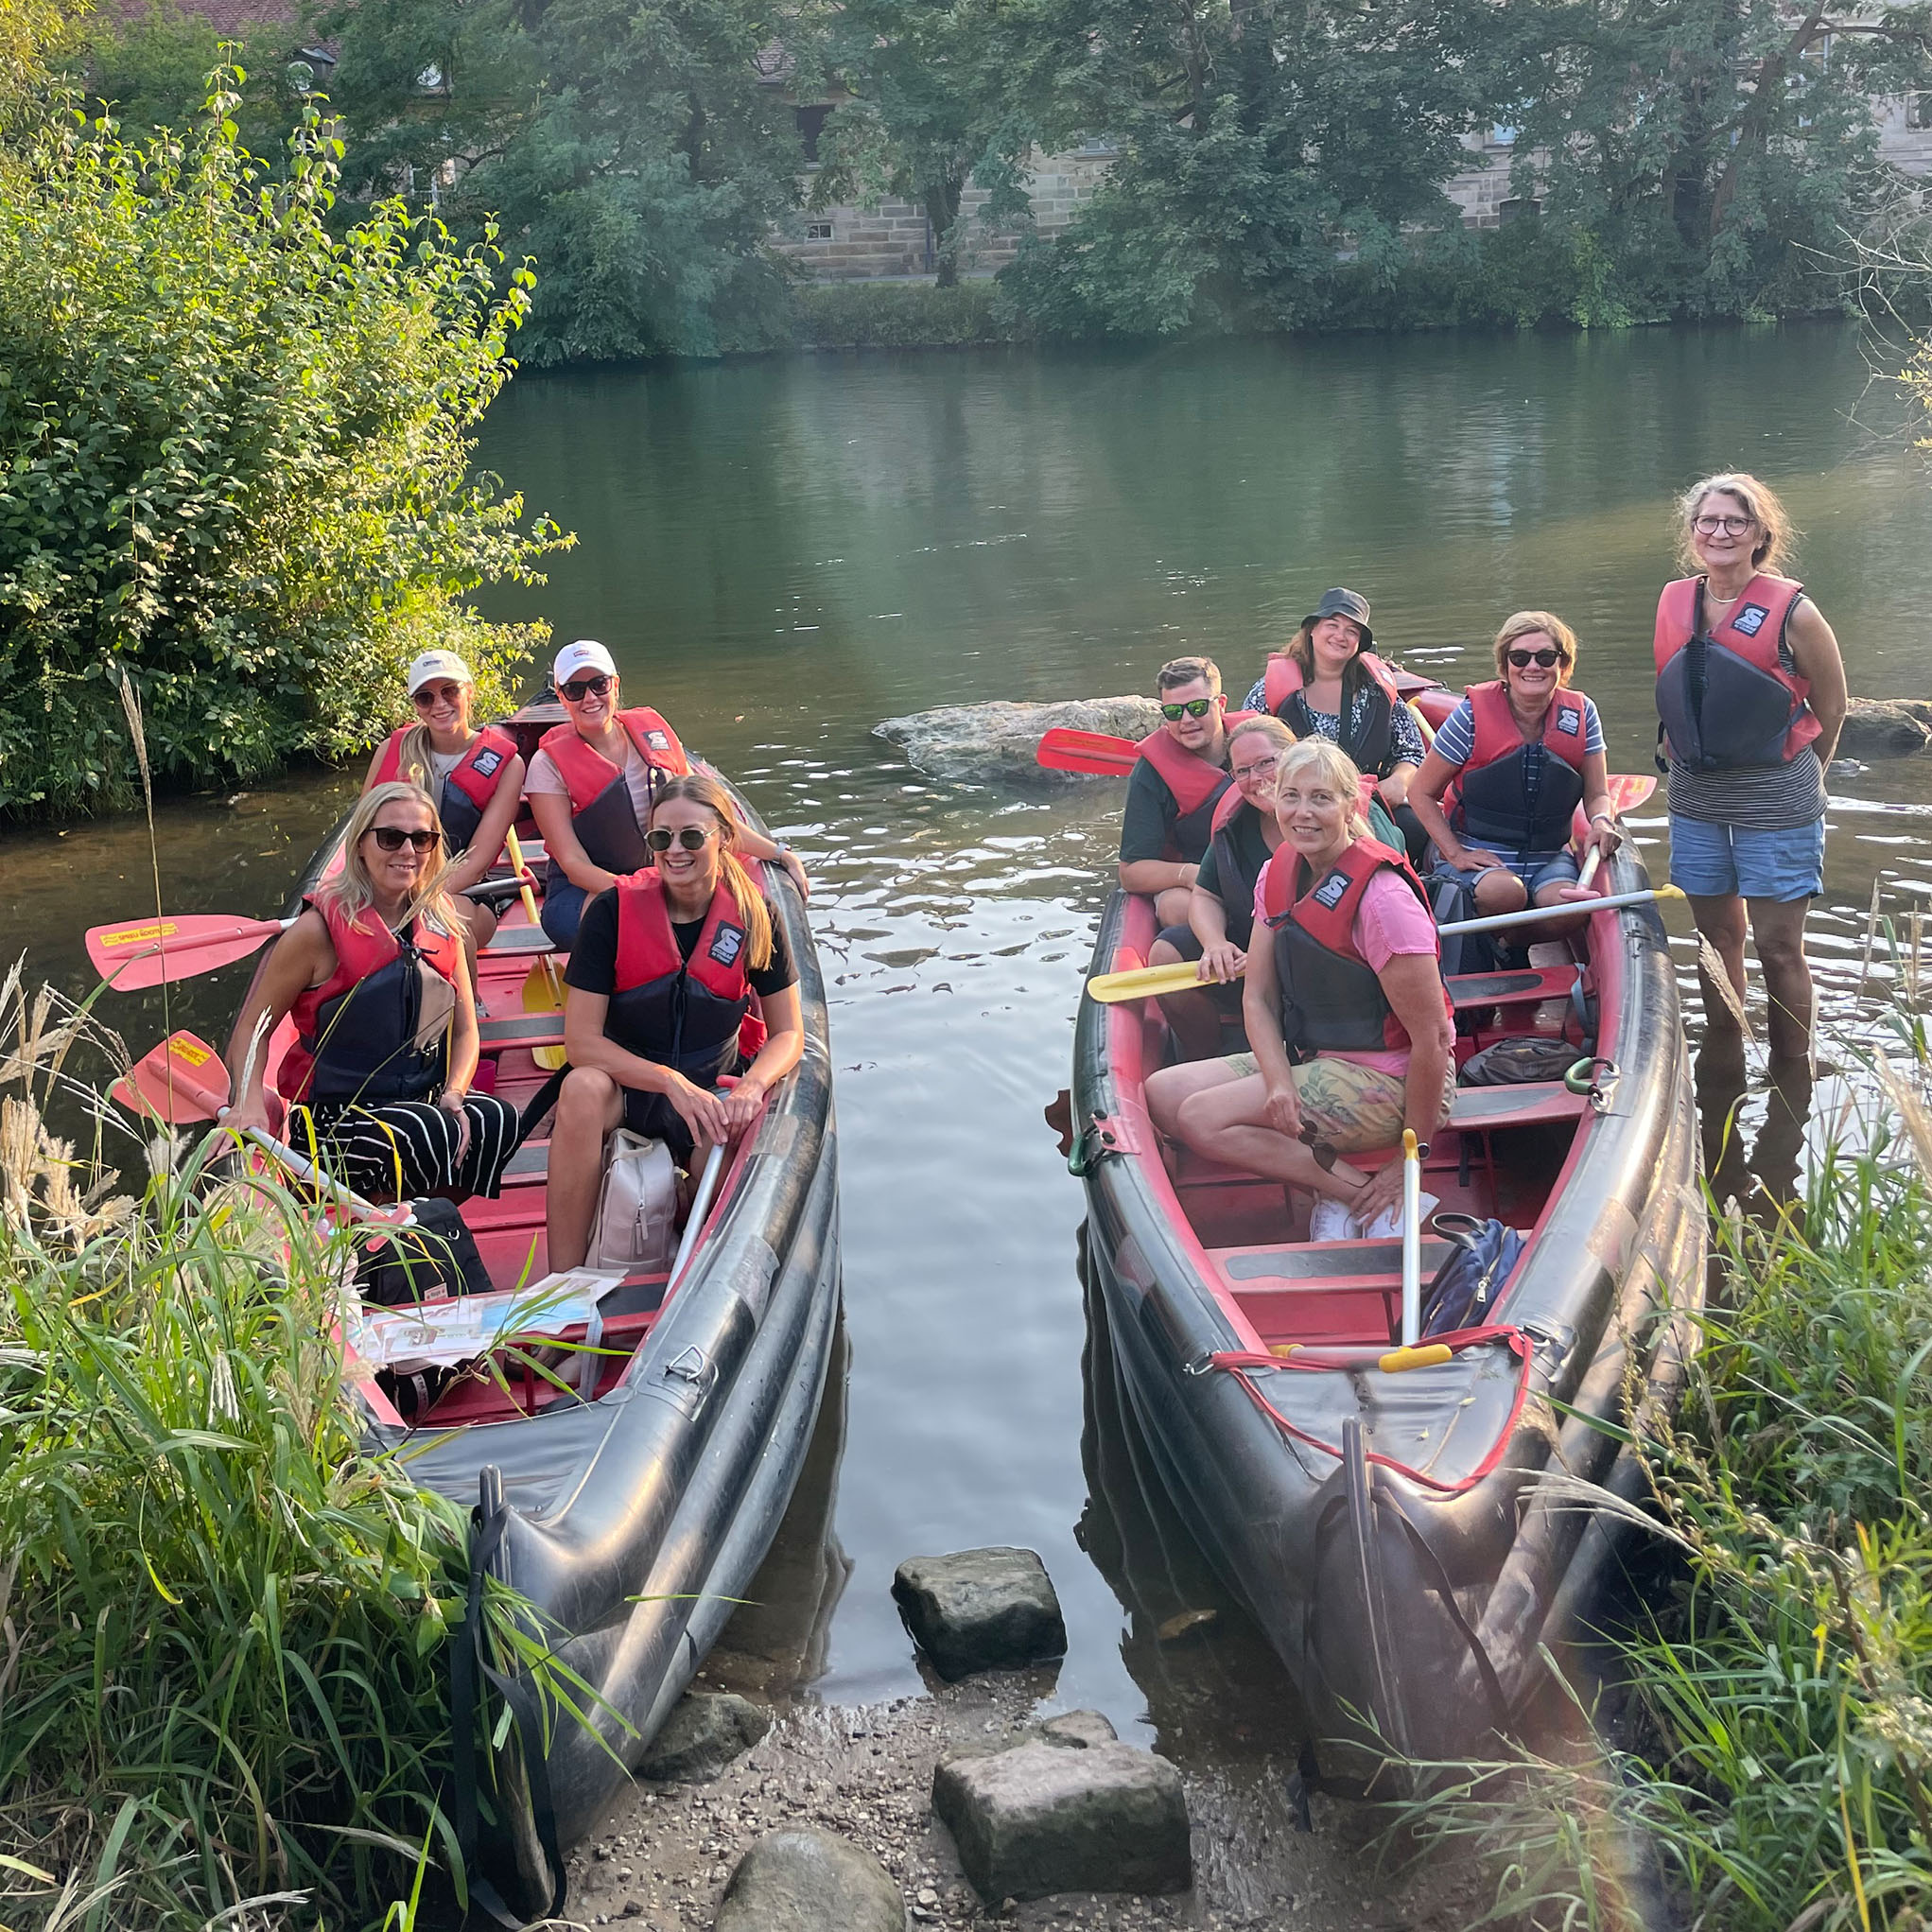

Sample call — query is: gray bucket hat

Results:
[1304,587,1373,651]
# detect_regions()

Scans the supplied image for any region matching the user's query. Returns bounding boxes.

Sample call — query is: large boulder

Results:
[932,1732,1192,1903]
[892,1548,1068,1681]
[713,1828,905,1931]
[873,696,1160,786]
[1837,699,1932,758]
[637,1690,771,1783]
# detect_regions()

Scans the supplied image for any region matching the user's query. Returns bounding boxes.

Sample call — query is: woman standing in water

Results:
[1653,473,1846,1060]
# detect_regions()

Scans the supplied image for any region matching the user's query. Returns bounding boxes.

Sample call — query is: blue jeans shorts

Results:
[1430,848,1580,899]
[1668,814,1824,902]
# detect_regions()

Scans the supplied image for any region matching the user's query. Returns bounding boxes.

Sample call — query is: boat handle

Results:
[665,1345,710,1384]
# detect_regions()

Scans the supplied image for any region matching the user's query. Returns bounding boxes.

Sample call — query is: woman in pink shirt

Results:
[1146,738,1455,1241]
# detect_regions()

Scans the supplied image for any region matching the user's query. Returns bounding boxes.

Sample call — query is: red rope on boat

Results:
[1207,1326,1535,1496]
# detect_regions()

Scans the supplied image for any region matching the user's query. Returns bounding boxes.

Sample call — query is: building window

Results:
[1490,123,1518,147]
[1909,93,1932,129]
[806,220,834,241]
[796,104,832,164]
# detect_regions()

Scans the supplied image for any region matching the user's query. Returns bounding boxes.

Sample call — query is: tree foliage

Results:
[0,71,568,819]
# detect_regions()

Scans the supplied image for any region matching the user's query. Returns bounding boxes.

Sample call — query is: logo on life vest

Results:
[1557,702,1581,737]
[647,731,670,750]
[1312,869,1351,911]
[471,747,503,777]
[1731,603,1771,637]
[708,924,745,966]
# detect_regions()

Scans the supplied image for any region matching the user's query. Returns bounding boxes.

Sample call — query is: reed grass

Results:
[0,968,566,1930]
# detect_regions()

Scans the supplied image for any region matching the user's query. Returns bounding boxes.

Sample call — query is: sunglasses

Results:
[411,683,463,708]
[646,826,716,852]
[1506,648,1563,670]
[367,825,442,852]
[561,674,613,702]
[1160,697,1218,721]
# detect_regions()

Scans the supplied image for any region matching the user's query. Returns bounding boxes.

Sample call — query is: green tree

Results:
[0,71,569,818]
[316,0,808,361]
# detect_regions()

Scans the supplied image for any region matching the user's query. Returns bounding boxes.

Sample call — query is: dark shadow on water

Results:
[1697,1034,1814,1228]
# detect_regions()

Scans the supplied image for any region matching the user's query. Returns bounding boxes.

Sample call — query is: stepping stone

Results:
[933,1733,1191,1903]
[638,1690,771,1783]
[713,1827,904,1931]
[892,1547,1067,1681]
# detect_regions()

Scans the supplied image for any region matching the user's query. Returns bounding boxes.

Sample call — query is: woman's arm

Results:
[442,754,527,895]
[721,984,805,1131]
[1378,758,1419,809]
[1347,953,1454,1223]
[1186,887,1244,981]
[1789,599,1848,769]
[528,790,619,896]
[739,832,810,902]
[1240,927,1301,1138]
[1404,746,1486,868]
[1578,749,1620,856]
[222,912,334,1133]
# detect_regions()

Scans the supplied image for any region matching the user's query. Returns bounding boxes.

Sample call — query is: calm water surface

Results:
[8,324,1932,1744]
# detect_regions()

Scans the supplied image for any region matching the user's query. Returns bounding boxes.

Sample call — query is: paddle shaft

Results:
[1438,881,1680,937]
[1401,1130,1422,1348]
[670,1140,726,1289]
[504,828,562,1001]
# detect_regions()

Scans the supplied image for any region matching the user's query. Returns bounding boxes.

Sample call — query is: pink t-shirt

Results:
[1251,865,1440,1075]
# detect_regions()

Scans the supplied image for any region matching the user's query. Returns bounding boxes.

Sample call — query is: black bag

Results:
[355,1197,492,1307]
[1459,1036,1585,1088]
[1420,1213,1523,1337]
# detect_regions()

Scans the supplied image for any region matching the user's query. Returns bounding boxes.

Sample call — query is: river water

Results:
[7,323,1932,1749]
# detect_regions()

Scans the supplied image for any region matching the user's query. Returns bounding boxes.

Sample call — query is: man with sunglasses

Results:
[1118,656,1250,930]
[524,640,808,946]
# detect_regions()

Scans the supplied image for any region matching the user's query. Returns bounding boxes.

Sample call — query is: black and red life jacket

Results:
[372,724,519,855]
[1263,652,1402,777]
[1448,680,1590,855]
[1259,837,1448,1059]
[278,898,462,1105]
[1653,574,1819,770]
[538,708,691,875]
[1135,710,1253,862]
[603,869,759,1086]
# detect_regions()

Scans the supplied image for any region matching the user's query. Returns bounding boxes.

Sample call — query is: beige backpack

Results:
[591,1131,680,1274]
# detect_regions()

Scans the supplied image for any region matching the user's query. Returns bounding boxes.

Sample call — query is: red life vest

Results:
[372,724,519,854]
[605,869,760,1084]
[1134,710,1253,862]
[1259,837,1447,1058]
[1448,680,1591,854]
[278,897,462,1105]
[1652,574,1819,769]
[1263,652,1402,776]
[538,707,691,875]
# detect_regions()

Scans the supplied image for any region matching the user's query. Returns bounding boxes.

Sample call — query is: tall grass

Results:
[0,967,550,1930]
[1401,1017,1932,1932]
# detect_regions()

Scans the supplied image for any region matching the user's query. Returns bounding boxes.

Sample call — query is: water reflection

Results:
[1697,1037,1815,1223]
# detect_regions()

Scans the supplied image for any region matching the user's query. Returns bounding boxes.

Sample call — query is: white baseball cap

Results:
[406,650,472,695]
[554,639,618,687]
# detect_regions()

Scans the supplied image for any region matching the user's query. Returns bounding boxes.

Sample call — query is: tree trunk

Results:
[925,176,966,287]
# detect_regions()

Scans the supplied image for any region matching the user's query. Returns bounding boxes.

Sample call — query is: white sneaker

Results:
[1307,1196,1355,1243]
[1355,1192,1440,1242]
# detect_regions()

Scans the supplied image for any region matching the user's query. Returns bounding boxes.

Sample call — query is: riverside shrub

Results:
[0,72,570,820]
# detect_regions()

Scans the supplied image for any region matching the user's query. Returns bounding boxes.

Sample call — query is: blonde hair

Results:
[1491,610,1580,685]
[649,774,775,973]
[1227,714,1297,758]
[1273,738,1372,842]
[318,782,462,938]
[1676,471,1794,573]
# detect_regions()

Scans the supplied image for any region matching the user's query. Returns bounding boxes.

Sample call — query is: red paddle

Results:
[1036,728,1139,775]
[87,913,293,989]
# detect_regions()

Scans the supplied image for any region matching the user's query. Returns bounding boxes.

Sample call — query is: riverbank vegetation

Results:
[1406,1041,1932,1930]
[0,44,568,819]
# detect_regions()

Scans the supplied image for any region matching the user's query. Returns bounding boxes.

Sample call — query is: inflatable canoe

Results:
[1070,674,1703,1781]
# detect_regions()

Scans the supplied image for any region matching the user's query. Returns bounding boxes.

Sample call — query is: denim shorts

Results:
[1430,848,1580,900]
[1668,814,1825,902]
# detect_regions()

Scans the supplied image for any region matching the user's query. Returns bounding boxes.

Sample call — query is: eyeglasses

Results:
[1506,648,1563,670]
[1160,697,1217,721]
[561,674,613,702]
[411,683,463,708]
[367,826,441,852]
[646,826,716,852]
[1693,513,1754,537]
[1232,755,1279,783]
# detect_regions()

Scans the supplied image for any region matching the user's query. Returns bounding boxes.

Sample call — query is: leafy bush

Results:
[0,72,571,820]
[793,278,1021,348]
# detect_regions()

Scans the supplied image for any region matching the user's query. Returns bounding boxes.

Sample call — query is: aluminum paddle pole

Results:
[1401,1129,1422,1348]
[1437,882,1684,938]
[670,1140,726,1289]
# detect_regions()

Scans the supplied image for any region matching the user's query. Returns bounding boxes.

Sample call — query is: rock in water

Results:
[874,697,1161,785]
[713,1828,905,1931]
[893,1548,1068,1680]
[1836,699,1932,758]
[637,1690,771,1783]
[932,1736,1192,1902]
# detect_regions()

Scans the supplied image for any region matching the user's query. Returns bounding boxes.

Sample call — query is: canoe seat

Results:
[485,926,557,957]
[1445,966,1581,1011]
[479,1012,566,1052]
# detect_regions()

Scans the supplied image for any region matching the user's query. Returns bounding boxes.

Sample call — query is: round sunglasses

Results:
[561,673,614,702]
[646,826,717,852]
[1506,648,1563,670]
[366,825,442,852]
[1160,697,1218,721]
[411,682,464,708]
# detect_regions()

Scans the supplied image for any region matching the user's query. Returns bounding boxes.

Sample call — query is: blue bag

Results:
[1419,1213,1523,1337]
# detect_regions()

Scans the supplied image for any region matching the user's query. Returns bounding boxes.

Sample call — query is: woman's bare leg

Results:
[545,1068,624,1271]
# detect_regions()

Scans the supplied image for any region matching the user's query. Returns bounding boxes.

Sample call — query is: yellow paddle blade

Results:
[522,958,568,1070]
[1085,958,1244,1004]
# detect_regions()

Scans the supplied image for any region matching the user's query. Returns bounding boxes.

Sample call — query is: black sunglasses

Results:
[1506,648,1563,670]
[1160,697,1217,721]
[646,826,716,852]
[561,674,613,702]
[367,826,442,852]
